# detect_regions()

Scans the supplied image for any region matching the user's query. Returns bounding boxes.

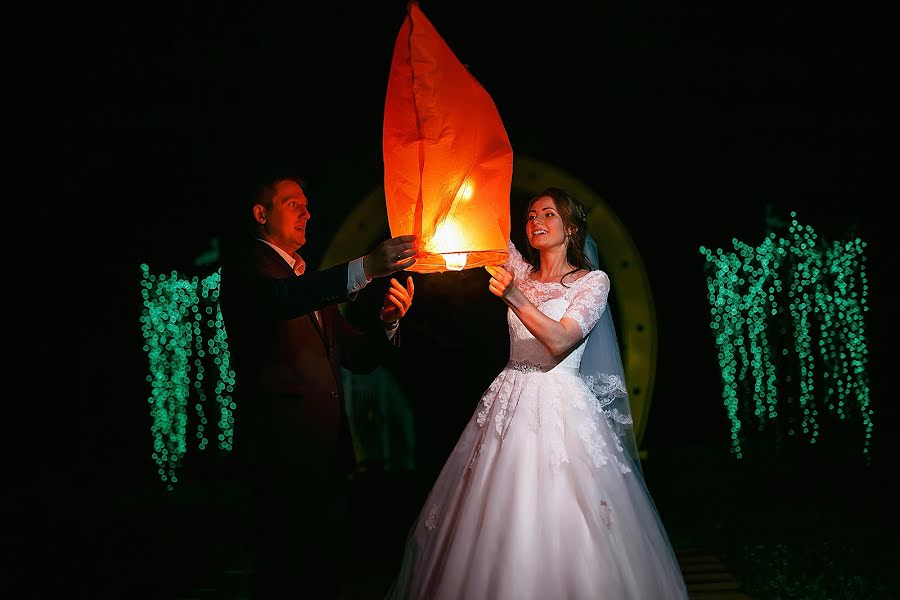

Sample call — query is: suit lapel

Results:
[308,311,328,349]
[257,239,333,354]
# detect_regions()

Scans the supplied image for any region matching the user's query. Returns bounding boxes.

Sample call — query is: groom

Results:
[218,176,417,599]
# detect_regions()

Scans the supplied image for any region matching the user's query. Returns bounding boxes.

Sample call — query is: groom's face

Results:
[260,179,311,253]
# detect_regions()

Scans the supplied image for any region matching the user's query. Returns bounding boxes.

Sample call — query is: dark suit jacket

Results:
[219,237,394,474]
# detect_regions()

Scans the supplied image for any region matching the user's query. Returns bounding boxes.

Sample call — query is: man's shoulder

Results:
[220,236,281,264]
[220,233,260,258]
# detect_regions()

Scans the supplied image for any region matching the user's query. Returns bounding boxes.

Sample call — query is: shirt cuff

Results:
[347,257,370,294]
[385,320,399,340]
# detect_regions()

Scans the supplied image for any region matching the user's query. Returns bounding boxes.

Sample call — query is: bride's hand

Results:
[485,265,519,300]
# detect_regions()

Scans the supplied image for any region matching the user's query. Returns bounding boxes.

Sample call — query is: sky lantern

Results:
[383,1,512,273]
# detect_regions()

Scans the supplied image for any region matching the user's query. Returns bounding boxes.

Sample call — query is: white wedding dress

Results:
[387,243,688,600]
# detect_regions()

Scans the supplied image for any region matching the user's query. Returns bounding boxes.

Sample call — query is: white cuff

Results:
[347,257,370,294]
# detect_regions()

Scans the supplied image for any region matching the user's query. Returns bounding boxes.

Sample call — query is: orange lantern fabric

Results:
[383,1,512,273]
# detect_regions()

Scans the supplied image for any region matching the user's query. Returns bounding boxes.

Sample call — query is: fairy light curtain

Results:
[383,1,512,273]
[700,212,872,461]
[140,264,235,489]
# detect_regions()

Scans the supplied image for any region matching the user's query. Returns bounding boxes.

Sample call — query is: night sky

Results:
[27,0,894,592]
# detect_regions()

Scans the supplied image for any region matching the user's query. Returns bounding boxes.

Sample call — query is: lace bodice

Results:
[504,242,610,371]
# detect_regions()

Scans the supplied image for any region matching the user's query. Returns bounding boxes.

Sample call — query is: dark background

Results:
[25,0,894,597]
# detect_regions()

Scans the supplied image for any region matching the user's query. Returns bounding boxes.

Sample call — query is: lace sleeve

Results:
[503,240,532,281]
[563,270,611,337]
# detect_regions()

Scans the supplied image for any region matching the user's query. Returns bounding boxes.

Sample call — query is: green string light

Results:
[140,265,234,489]
[700,212,872,461]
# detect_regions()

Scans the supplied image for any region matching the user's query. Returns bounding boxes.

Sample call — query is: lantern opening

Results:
[443,253,468,271]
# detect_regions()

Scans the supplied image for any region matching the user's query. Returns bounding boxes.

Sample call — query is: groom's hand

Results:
[364,235,419,279]
[381,276,415,326]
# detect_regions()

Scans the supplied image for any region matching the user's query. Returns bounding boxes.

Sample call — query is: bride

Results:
[386,187,688,599]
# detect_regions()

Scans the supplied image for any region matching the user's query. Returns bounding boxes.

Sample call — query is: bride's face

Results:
[526,197,568,251]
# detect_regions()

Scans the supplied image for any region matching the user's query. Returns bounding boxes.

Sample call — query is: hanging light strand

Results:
[140,265,234,488]
[699,212,872,461]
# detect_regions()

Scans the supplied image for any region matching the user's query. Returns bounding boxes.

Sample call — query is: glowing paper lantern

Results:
[383,1,512,273]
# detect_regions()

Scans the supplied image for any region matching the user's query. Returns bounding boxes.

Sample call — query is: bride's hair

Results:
[523,187,594,285]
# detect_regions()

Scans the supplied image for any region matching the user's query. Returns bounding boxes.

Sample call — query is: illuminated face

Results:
[258,179,310,253]
[526,197,567,251]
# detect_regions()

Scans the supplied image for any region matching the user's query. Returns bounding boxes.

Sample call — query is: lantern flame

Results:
[428,217,469,271]
[443,252,468,271]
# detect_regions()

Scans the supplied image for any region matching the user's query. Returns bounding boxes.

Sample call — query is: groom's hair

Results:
[253,176,307,209]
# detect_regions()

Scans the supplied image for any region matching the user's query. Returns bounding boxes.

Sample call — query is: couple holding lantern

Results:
[219,3,688,599]
[219,177,687,600]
